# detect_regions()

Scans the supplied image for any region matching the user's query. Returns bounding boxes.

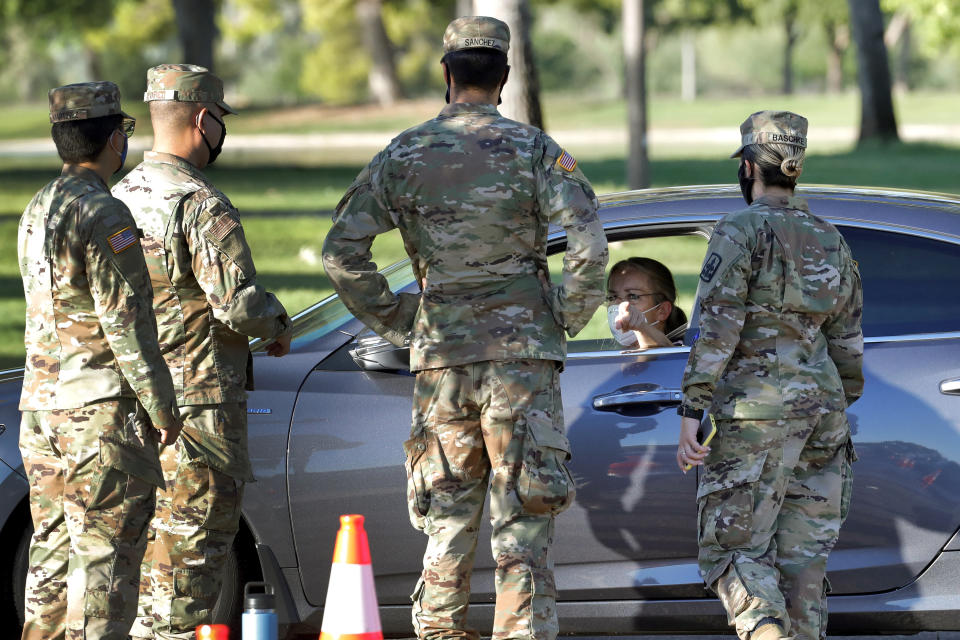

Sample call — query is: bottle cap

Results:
[244,581,276,610]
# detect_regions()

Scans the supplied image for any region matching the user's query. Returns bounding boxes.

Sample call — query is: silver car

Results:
[2,185,960,636]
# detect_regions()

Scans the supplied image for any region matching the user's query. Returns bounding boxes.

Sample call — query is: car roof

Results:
[591,184,960,241]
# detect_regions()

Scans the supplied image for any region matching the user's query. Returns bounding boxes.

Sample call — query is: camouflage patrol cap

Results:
[443,16,510,56]
[731,110,808,158]
[143,64,237,114]
[49,81,131,124]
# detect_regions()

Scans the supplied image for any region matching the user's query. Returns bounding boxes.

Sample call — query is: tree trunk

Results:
[782,2,798,95]
[473,0,544,129]
[825,20,848,93]
[356,0,403,106]
[847,0,899,142]
[172,0,216,70]
[680,30,696,102]
[456,0,474,18]
[884,10,911,92]
[623,0,649,189]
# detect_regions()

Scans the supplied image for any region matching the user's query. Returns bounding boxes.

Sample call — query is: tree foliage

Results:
[883,0,960,55]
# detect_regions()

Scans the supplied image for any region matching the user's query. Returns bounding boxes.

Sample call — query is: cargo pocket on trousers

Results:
[409,576,427,636]
[697,449,768,551]
[403,424,431,530]
[97,435,165,490]
[516,415,575,516]
[840,439,857,523]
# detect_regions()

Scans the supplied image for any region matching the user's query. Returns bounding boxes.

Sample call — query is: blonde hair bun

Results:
[780,156,803,178]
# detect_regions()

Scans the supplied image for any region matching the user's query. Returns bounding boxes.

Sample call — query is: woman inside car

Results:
[606,257,687,349]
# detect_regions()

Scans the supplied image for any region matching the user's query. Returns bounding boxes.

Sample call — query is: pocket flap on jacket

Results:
[697,449,768,500]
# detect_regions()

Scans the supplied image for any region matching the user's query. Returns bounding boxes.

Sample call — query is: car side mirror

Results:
[349,335,411,373]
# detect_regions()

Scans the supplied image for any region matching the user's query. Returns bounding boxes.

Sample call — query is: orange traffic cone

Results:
[195,624,229,640]
[319,514,383,640]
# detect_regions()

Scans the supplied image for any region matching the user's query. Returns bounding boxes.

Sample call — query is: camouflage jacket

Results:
[322,103,608,372]
[18,165,177,428]
[682,194,864,419]
[113,152,290,406]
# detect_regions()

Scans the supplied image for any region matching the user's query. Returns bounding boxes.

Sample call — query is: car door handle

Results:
[593,385,683,412]
[940,378,960,395]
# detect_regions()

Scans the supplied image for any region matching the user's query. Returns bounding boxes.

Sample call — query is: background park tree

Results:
[848,0,899,143]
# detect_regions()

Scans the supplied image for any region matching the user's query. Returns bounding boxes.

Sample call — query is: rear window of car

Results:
[839,226,960,338]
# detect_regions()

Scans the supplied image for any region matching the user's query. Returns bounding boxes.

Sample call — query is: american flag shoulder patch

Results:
[107,226,138,254]
[209,215,239,242]
[556,149,577,172]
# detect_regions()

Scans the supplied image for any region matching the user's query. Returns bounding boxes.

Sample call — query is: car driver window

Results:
[547,233,707,353]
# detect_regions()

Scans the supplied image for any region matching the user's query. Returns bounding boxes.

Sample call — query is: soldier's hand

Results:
[266,331,291,357]
[677,416,709,472]
[158,422,183,446]
[153,409,183,446]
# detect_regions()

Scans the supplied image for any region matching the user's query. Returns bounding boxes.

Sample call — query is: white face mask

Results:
[607,301,663,346]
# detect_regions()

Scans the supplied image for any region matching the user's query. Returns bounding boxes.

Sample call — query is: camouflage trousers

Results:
[129,403,246,640]
[404,359,575,640]
[19,399,162,640]
[697,411,856,640]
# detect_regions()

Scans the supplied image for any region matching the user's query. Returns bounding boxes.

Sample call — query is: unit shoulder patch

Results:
[556,149,577,172]
[700,252,723,283]
[107,226,139,254]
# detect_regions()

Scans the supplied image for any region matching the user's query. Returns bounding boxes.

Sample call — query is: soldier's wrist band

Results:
[676,405,704,420]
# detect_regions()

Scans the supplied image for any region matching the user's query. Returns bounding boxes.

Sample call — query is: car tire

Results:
[211,535,255,635]
[9,522,29,629]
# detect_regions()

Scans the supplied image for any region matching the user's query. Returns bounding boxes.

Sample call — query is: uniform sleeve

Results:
[535,138,609,337]
[681,220,752,412]
[85,201,178,429]
[185,194,290,341]
[321,154,421,347]
[823,243,864,406]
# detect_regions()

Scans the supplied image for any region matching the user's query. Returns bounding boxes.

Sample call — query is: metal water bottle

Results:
[241,582,278,640]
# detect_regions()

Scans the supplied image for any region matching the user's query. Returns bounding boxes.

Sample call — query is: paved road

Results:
[4,124,960,158]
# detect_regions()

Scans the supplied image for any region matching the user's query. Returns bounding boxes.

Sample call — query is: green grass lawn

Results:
[1,91,959,369]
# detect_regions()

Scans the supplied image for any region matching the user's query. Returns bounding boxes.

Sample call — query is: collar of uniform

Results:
[60,164,108,191]
[143,150,207,181]
[438,102,500,118]
[753,193,810,212]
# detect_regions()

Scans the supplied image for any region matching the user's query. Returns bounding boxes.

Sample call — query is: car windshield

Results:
[251,260,415,352]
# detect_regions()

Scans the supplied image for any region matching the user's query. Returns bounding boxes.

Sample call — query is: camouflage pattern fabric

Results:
[322,102,608,371]
[443,16,510,54]
[113,151,289,413]
[697,412,856,640]
[143,63,236,114]
[18,165,178,427]
[129,403,245,640]
[682,194,864,418]
[115,150,286,636]
[404,360,573,640]
[19,399,160,640]
[731,110,807,159]
[48,81,131,123]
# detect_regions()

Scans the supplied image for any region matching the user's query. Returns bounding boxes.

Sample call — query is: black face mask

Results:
[200,112,226,166]
[738,161,754,205]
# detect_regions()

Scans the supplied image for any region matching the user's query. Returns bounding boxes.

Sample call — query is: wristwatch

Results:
[676,405,704,420]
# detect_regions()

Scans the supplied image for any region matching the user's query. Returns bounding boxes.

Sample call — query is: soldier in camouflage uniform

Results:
[112,65,292,640]
[322,16,608,640]
[677,111,864,640]
[18,82,182,640]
